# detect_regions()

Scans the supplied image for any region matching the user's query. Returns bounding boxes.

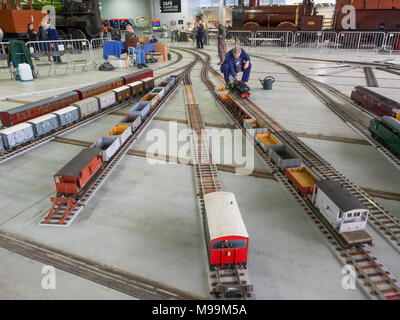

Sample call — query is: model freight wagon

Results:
[0,122,34,149]
[106,124,132,145]
[52,106,80,126]
[130,101,151,119]
[285,167,318,195]
[54,147,104,195]
[268,145,302,172]
[27,114,60,137]
[113,85,132,103]
[72,97,99,118]
[243,118,268,137]
[127,81,145,96]
[95,91,116,109]
[120,114,142,132]
[93,136,121,162]
[255,133,282,152]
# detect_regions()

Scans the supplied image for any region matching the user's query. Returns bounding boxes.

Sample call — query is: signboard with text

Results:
[160,0,181,13]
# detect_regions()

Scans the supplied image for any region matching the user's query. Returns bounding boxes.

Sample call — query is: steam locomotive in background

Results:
[230,0,400,32]
[0,0,102,40]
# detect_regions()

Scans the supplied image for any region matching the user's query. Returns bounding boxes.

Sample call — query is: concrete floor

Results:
[0,45,399,300]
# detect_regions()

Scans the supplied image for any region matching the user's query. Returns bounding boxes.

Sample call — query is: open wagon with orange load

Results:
[285,167,318,195]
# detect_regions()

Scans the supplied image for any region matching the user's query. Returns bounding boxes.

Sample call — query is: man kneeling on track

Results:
[125,23,148,69]
[220,46,252,86]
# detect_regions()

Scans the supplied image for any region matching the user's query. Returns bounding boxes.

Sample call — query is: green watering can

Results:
[259,76,275,90]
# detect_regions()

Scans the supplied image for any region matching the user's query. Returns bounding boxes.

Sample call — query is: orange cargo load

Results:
[0,9,46,34]
[141,93,158,109]
[256,133,281,148]
[285,167,318,195]
[107,124,130,136]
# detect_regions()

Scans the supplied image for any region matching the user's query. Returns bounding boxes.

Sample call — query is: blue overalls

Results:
[220,49,252,83]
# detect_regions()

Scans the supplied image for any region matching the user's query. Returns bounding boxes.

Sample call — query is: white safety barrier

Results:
[383,32,400,54]
[335,31,385,54]
[26,38,92,76]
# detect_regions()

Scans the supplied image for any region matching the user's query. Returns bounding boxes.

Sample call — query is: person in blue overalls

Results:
[220,46,251,85]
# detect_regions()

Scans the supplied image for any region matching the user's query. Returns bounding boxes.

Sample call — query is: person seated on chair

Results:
[220,46,251,86]
[125,23,147,69]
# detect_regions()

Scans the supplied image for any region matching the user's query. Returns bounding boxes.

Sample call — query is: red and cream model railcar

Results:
[204,192,249,270]
[0,92,80,127]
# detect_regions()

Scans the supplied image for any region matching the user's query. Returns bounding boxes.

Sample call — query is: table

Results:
[103,41,126,60]
[142,43,155,54]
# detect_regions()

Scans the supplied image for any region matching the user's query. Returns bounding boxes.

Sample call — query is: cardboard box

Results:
[109,59,129,68]
[152,53,164,62]
[154,43,168,61]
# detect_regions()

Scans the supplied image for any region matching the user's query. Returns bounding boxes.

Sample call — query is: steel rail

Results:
[0,55,190,166]
[193,49,400,300]
[181,49,252,299]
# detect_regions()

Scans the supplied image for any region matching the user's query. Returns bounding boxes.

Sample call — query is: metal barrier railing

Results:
[383,32,400,53]
[226,31,254,48]
[0,42,10,76]
[336,31,385,54]
[252,31,294,48]
[26,39,92,76]
[90,37,111,65]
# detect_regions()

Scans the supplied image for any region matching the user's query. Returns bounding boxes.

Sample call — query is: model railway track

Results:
[0,230,202,300]
[258,56,400,172]
[193,50,400,300]
[376,67,400,77]
[364,67,379,87]
[244,56,400,249]
[181,49,252,300]
[40,58,197,226]
[0,57,189,166]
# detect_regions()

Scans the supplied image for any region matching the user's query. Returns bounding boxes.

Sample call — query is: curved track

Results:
[192,49,400,300]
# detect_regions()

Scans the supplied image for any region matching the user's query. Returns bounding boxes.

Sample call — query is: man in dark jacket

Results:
[27,23,38,41]
[196,21,204,49]
[125,23,147,69]
[220,46,251,85]
[217,23,227,65]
